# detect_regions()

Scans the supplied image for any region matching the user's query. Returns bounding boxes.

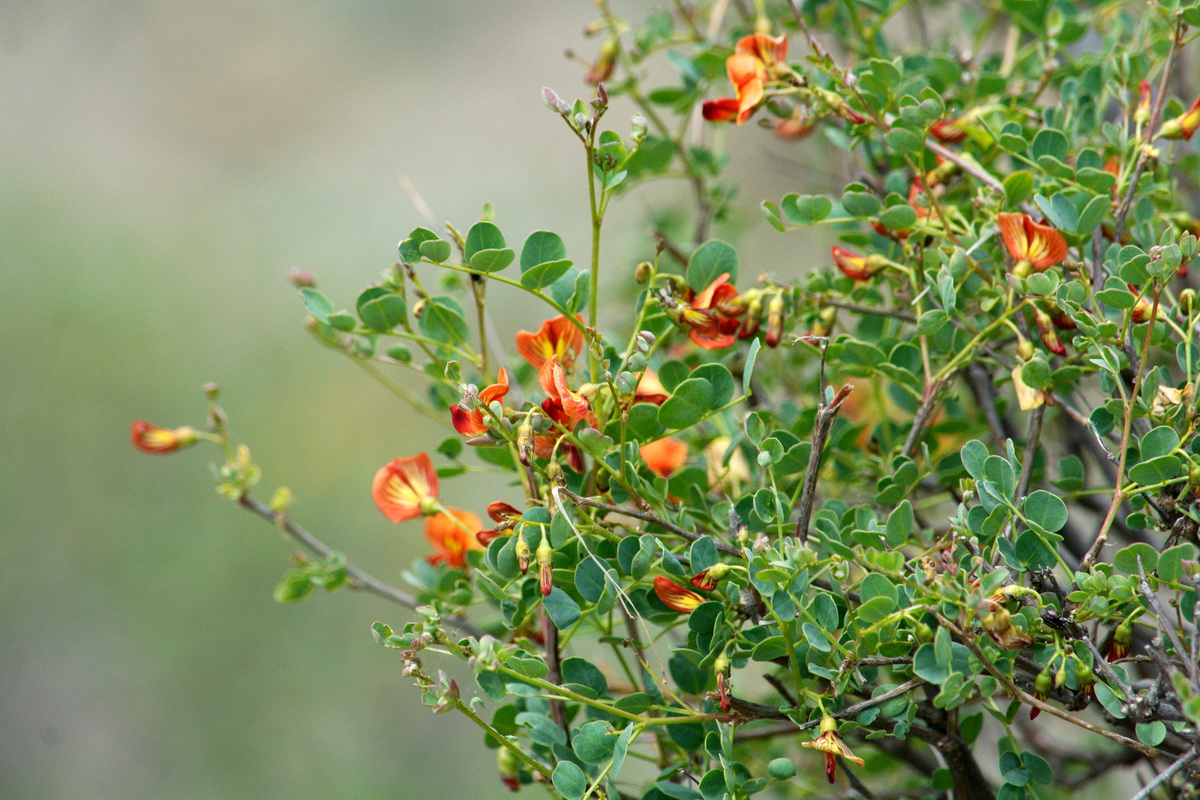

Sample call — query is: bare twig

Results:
[235,494,486,638]
[1138,556,1195,682]
[902,376,949,457]
[1129,745,1197,800]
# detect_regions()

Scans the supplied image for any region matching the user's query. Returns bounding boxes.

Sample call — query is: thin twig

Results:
[235,494,485,638]
[794,376,854,544]
[1129,745,1197,800]
[560,488,741,556]
[902,376,949,457]
[1138,556,1195,682]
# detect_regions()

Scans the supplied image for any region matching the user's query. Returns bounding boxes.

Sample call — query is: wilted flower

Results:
[1135,79,1152,125]
[130,421,197,454]
[1108,619,1133,662]
[372,453,439,522]
[1033,310,1066,356]
[640,436,688,478]
[516,314,585,370]
[801,717,865,784]
[702,33,788,126]
[980,604,1035,649]
[1011,363,1045,411]
[424,508,483,568]
[706,437,750,495]
[774,111,815,139]
[451,368,510,436]
[654,575,705,612]
[997,213,1068,277]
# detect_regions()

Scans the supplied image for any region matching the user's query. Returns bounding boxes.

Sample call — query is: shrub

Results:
[135,1,1200,797]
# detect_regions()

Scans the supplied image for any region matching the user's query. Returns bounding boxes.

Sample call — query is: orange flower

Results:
[539,355,592,420]
[372,453,439,523]
[682,273,743,350]
[930,116,968,143]
[634,370,669,405]
[831,247,885,281]
[130,421,197,454]
[516,314,585,370]
[997,213,1068,277]
[476,501,522,546]
[908,179,934,219]
[451,368,510,436]
[1033,310,1066,356]
[1135,79,1152,125]
[690,563,731,591]
[424,508,483,568]
[774,112,815,139]
[702,33,788,126]
[1159,94,1200,140]
[640,437,688,478]
[654,575,705,613]
[801,717,865,784]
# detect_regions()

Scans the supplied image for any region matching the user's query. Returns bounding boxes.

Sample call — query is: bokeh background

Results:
[1,2,826,797]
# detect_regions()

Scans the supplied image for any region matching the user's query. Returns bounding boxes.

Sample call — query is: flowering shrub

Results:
[133,1,1200,797]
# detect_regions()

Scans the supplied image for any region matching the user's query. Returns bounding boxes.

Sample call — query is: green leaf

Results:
[418,239,452,263]
[1141,426,1180,460]
[1114,543,1159,574]
[552,761,587,800]
[520,260,573,290]
[781,194,833,226]
[464,221,514,272]
[1023,491,1067,533]
[1136,721,1167,746]
[1128,454,1182,486]
[1003,171,1034,207]
[299,288,333,322]
[842,190,881,217]
[610,725,635,778]
[573,720,616,765]
[398,226,439,264]
[1029,129,1069,162]
[886,500,914,546]
[690,363,735,407]
[743,337,762,398]
[686,240,739,291]
[543,587,582,628]
[575,556,615,603]
[356,287,406,332]
[1158,544,1194,582]
[878,203,918,230]
[515,710,566,746]
[1076,194,1108,236]
[885,127,924,155]
[1033,193,1078,235]
[761,200,786,232]
[913,642,950,683]
[521,230,567,269]
[658,377,714,429]
[419,296,469,344]
[961,440,988,480]
[768,758,796,780]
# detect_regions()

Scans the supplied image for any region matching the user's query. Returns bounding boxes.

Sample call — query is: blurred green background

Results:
[1,2,818,797]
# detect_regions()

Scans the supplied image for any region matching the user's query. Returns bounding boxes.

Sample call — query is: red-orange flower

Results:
[130,421,197,454]
[682,273,743,350]
[476,501,523,545]
[930,116,968,143]
[654,575,705,613]
[831,247,885,281]
[424,508,483,568]
[516,314,585,370]
[640,437,688,478]
[372,453,439,523]
[690,563,730,591]
[451,368,510,436]
[539,355,592,421]
[702,33,788,126]
[774,112,815,140]
[997,213,1068,277]
[1159,94,1200,140]
[801,717,865,784]
[634,370,669,405]
[909,179,934,220]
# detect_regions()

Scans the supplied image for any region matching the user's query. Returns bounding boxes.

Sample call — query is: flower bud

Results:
[542,86,570,115]
[287,267,316,288]
[514,535,531,575]
[634,261,653,283]
[764,293,786,347]
[536,532,553,596]
[630,113,648,143]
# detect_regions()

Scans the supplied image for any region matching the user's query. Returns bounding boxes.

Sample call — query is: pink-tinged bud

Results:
[287,268,316,288]
[1129,286,1156,323]
[586,41,616,85]
[1135,80,1152,125]
[515,535,531,575]
[542,86,571,116]
[130,421,197,454]
[831,247,886,280]
[713,653,732,712]
[1158,95,1200,141]
[653,575,705,613]
[1034,310,1066,356]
